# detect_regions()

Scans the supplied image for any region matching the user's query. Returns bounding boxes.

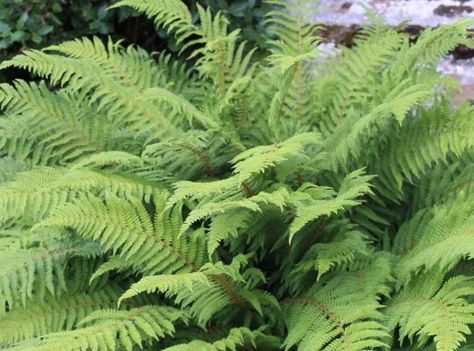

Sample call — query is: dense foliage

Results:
[0,0,267,58]
[0,0,122,55]
[0,0,473,350]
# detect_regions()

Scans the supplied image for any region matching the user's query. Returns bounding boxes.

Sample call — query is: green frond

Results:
[163,327,280,351]
[323,80,433,170]
[283,254,392,351]
[173,256,278,326]
[374,102,474,196]
[0,80,108,164]
[143,131,219,180]
[4,306,186,351]
[231,132,320,181]
[387,270,474,351]
[0,230,100,310]
[0,38,179,138]
[181,187,289,234]
[47,36,167,90]
[121,255,278,327]
[141,88,218,129]
[207,209,255,256]
[0,167,160,224]
[89,256,136,284]
[154,52,196,95]
[0,287,122,345]
[119,272,210,305]
[168,177,241,207]
[390,19,474,80]
[71,151,142,170]
[111,0,196,46]
[315,28,403,137]
[295,225,370,280]
[37,194,208,275]
[265,0,320,57]
[289,169,373,241]
[394,193,474,282]
[264,0,322,139]
[412,160,474,211]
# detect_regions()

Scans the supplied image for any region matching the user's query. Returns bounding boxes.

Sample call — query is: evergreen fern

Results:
[0,1,473,350]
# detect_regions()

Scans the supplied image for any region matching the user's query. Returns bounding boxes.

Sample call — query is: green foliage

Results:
[0,0,473,350]
[0,0,128,58]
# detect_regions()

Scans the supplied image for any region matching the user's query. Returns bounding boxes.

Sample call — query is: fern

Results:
[0,0,473,350]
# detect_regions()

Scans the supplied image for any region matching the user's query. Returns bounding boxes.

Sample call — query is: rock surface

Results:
[311,0,474,27]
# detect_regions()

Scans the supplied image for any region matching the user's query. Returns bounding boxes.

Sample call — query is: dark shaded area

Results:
[433,4,473,17]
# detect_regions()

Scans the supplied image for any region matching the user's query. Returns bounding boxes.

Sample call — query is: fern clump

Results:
[0,1,473,350]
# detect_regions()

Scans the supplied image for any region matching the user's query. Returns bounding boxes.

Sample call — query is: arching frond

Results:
[394,193,474,282]
[231,132,321,181]
[289,169,373,241]
[37,194,208,275]
[0,230,100,310]
[111,0,196,46]
[0,287,121,345]
[283,254,391,351]
[0,167,161,224]
[121,255,278,327]
[163,327,280,351]
[387,270,474,351]
[3,306,186,351]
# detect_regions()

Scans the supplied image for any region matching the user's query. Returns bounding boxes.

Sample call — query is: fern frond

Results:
[412,160,474,211]
[394,193,474,282]
[390,19,474,80]
[0,39,179,138]
[0,81,109,164]
[284,254,391,351]
[0,231,100,310]
[289,169,373,241]
[118,272,209,305]
[143,131,224,181]
[121,255,278,327]
[266,0,320,56]
[181,187,289,234]
[168,177,241,207]
[295,225,370,280]
[37,193,207,275]
[0,167,160,224]
[373,102,474,196]
[387,270,474,351]
[111,0,196,46]
[163,327,280,351]
[4,306,186,351]
[232,132,320,181]
[323,80,432,170]
[207,209,255,256]
[142,88,218,129]
[0,287,122,345]
[314,29,403,137]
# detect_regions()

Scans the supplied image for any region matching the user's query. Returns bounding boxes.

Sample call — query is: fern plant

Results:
[0,1,473,350]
